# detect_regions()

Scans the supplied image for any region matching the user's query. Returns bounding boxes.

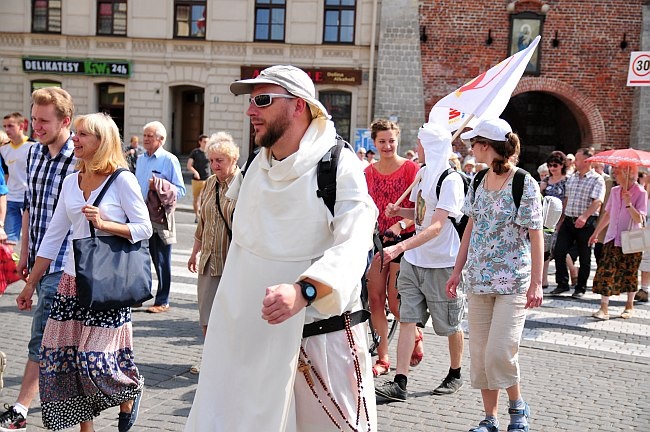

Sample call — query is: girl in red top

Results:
[365,119,420,376]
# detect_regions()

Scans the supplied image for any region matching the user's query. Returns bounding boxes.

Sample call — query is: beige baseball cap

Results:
[230,65,330,119]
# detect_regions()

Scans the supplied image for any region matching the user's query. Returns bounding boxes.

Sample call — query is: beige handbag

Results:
[621,217,650,254]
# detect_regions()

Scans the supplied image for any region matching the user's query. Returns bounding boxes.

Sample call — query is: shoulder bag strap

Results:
[215,180,232,240]
[87,168,128,237]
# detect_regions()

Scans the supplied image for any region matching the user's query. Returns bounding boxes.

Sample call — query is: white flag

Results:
[428,106,479,132]
[433,36,541,121]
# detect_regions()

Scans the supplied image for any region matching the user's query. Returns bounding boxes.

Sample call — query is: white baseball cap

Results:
[230,65,329,119]
[460,118,512,142]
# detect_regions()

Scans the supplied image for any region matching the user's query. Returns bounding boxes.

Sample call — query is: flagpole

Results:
[393,113,476,207]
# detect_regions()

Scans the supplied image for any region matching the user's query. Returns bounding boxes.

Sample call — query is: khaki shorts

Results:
[467,291,527,390]
[396,261,465,337]
[192,179,207,201]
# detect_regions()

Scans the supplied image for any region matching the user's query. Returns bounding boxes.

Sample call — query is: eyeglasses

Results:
[547,163,561,168]
[249,93,296,108]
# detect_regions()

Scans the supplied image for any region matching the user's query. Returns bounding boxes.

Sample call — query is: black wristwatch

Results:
[297,280,317,307]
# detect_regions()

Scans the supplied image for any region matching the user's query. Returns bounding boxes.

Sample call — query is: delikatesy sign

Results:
[22,57,131,78]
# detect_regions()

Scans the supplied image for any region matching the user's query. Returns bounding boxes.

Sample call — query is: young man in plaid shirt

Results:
[0,87,76,431]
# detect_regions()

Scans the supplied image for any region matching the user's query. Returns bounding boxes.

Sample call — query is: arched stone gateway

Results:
[502,77,607,177]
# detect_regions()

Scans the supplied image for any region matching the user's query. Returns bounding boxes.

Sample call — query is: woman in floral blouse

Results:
[446,118,543,432]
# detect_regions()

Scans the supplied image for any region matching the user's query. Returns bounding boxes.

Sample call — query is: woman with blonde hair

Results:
[187,132,240,374]
[20,113,152,432]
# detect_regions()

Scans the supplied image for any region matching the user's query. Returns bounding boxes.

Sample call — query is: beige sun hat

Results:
[230,65,330,119]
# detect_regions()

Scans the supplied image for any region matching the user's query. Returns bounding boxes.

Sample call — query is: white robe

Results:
[185,118,379,432]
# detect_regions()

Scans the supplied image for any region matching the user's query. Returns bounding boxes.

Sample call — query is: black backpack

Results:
[435,167,527,240]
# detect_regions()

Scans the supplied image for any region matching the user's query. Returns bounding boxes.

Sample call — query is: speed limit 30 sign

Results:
[627,51,650,86]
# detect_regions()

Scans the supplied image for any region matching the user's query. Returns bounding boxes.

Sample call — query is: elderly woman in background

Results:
[187,132,240,374]
[18,113,151,432]
[589,164,647,320]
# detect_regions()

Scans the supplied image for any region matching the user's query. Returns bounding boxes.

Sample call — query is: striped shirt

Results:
[564,169,606,218]
[25,135,76,274]
[194,171,239,276]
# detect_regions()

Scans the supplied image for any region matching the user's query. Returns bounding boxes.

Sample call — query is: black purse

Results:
[73,168,153,310]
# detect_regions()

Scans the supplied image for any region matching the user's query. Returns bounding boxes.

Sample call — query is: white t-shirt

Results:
[37,171,153,276]
[0,137,33,202]
[403,167,465,268]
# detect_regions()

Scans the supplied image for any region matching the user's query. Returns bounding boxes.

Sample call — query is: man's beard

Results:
[256,114,292,149]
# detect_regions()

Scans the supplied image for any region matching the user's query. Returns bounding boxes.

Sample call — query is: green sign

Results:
[22,57,131,78]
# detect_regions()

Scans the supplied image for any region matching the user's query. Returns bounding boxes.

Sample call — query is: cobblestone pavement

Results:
[2,258,649,431]
[1,175,648,431]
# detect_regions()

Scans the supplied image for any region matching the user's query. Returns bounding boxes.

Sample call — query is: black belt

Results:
[302,310,370,338]
[567,215,597,223]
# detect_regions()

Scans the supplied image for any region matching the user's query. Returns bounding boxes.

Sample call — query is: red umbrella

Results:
[586,148,650,167]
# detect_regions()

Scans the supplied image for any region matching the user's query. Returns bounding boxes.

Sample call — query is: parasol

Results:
[585,148,650,167]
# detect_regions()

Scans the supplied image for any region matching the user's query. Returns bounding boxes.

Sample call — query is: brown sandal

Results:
[372,359,390,377]
[410,328,424,367]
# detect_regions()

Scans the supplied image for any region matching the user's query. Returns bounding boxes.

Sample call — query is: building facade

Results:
[419,0,650,175]
[0,0,380,158]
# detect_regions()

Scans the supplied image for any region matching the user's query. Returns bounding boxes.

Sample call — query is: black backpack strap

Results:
[435,168,453,200]
[472,167,527,210]
[316,136,348,216]
[512,168,527,210]
[88,168,128,237]
[241,146,260,178]
[472,168,489,193]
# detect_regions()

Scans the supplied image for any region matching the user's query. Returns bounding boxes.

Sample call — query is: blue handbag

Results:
[73,168,153,310]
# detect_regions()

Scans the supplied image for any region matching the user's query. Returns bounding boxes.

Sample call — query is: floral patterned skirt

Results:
[39,273,143,431]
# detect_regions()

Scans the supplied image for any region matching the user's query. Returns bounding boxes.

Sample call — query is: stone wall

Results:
[631,2,650,150]
[374,0,424,153]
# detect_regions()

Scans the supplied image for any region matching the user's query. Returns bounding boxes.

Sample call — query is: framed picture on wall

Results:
[509,12,544,75]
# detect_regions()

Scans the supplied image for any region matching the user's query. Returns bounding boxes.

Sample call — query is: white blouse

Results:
[37,170,153,276]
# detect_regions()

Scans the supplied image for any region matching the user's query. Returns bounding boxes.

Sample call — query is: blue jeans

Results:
[149,233,172,306]
[28,271,63,362]
[5,201,23,244]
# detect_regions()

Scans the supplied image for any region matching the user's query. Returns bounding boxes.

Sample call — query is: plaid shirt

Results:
[564,169,606,218]
[24,135,76,274]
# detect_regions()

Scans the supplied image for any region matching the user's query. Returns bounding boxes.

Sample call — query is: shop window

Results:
[255,0,285,42]
[97,83,125,137]
[320,90,352,142]
[30,80,61,93]
[97,0,127,36]
[32,0,62,33]
[323,0,355,44]
[174,0,206,38]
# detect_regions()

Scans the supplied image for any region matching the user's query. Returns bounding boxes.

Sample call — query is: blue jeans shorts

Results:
[27,271,63,362]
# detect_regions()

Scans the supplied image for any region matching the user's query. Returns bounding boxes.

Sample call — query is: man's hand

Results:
[16,283,36,311]
[374,244,401,265]
[385,203,400,218]
[17,254,28,281]
[262,283,307,324]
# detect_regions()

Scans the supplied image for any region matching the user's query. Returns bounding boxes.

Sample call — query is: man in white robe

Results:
[185,65,378,431]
